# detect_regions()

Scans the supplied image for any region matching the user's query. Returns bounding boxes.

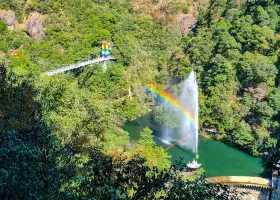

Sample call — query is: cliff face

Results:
[130,0,199,35]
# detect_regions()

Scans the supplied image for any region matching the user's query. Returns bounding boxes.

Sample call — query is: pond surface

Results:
[123,114,269,178]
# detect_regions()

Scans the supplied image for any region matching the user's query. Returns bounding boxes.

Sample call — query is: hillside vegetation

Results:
[0,0,240,199]
[1,0,280,199]
[154,0,280,157]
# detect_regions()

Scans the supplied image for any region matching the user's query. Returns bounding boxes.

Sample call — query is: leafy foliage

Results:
[0,64,239,199]
[153,0,280,157]
[60,147,240,200]
[1,0,280,198]
[135,127,171,170]
[0,20,6,32]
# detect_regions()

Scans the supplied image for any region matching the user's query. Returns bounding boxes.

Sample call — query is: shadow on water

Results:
[123,113,269,178]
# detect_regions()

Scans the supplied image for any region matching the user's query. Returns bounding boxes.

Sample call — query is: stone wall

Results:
[231,185,270,200]
[207,176,272,200]
[207,173,280,199]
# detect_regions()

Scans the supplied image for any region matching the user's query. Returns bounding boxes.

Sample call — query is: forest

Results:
[0,0,280,199]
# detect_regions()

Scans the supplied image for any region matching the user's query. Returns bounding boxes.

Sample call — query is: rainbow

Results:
[146,84,195,124]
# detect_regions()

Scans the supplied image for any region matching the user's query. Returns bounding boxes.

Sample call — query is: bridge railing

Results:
[44,56,115,76]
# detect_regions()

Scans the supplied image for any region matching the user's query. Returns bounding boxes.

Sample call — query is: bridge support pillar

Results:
[271,170,280,200]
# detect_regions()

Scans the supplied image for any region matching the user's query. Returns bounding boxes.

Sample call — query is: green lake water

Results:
[123,114,269,178]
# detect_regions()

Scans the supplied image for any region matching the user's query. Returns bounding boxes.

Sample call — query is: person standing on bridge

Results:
[105,41,110,58]
[101,40,112,58]
[101,40,106,58]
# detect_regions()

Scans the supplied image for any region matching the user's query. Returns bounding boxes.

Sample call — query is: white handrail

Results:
[44,57,115,76]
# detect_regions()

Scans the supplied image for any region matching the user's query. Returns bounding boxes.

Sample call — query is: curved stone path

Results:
[206,176,271,188]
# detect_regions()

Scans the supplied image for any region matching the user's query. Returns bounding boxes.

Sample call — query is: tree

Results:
[173,0,280,156]
[0,62,239,200]
[238,52,277,88]
[0,63,62,199]
[38,75,113,144]
[0,62,40,132]
[166,173,240,200]
[61,147,240,200]
[269,87,280,113]
[0,20,6,32]
[135,127,171,171]
[255,6,270,26]
[231,121,254,150]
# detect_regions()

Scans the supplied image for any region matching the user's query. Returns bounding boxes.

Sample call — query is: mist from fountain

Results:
[162,71,199,154]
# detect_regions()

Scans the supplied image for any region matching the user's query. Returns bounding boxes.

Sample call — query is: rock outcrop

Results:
[0,10,17,30]
[0,10,44,39]
[25,12,44,39]
[176,1,198,35]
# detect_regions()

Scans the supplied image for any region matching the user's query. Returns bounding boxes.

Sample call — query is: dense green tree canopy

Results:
[0,62,241,199]
[153,0,280,157]
[2,0,280,198]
